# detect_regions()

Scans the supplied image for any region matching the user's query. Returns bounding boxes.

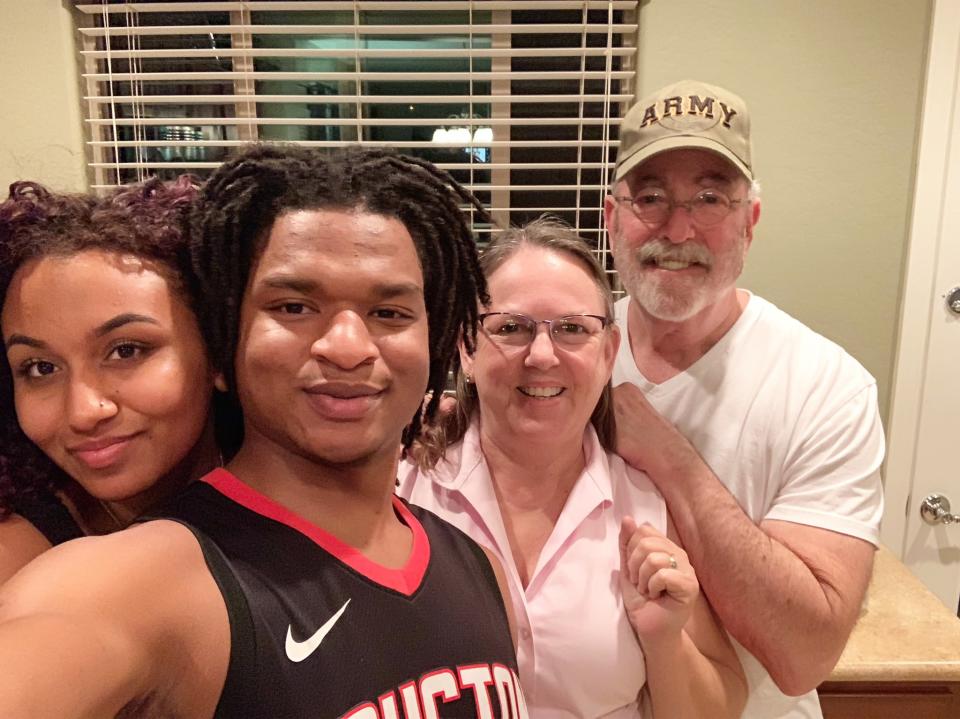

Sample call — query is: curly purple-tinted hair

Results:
[0,175,200,518]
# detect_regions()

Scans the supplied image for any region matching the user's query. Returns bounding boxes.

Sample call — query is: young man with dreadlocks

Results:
[0,145,526,719]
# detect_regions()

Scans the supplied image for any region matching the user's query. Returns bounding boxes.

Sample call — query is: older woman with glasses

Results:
[399,216,746,719]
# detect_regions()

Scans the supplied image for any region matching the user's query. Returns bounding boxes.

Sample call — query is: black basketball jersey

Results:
[161,469,526,719]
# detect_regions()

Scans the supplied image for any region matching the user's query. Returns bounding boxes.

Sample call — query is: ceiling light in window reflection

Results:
[473,127,493,144]
[431,126,491,144]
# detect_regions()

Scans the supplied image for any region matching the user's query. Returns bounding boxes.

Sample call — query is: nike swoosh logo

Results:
[285,598,351,663]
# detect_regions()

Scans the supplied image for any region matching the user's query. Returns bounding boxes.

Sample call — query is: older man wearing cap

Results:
[606,79,884,719]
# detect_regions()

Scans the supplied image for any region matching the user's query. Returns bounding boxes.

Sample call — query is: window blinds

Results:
[74,0,637,262]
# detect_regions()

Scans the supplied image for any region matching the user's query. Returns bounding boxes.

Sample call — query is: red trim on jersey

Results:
[202,468,430,596]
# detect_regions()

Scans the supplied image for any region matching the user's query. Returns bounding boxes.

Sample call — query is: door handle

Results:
[920,494,960,525]
[947,287,960,314]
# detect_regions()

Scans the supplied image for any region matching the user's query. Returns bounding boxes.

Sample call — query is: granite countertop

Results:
[828,545,960,683]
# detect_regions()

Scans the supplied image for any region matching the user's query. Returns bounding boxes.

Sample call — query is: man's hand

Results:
[618,517,698,645]
[613,382,700,478]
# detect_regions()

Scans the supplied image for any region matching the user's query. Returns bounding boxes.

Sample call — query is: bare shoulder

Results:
[0,513,53,585]
[1,519,208,617]
[0,519,230,719]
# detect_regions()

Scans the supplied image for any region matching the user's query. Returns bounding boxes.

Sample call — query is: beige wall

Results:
[636,0,932,420]
[0,1,931,419]
[0,1,87,192]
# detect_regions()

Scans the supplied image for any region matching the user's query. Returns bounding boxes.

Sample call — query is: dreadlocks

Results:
[189,144,491,450]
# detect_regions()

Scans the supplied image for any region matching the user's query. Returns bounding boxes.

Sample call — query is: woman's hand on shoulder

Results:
[618,516,699,646]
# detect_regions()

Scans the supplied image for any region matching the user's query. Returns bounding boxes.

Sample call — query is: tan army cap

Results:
[614,79,753,183]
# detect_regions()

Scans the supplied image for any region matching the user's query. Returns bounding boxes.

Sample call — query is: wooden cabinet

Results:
[817,547,960,718]
[819,680,960,718]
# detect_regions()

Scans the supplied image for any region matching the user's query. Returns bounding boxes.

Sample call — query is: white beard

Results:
[614,233,746,323]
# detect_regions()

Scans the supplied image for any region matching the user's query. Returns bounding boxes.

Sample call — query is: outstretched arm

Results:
[620,517,746,719]
[0,521,229,718]
[613,382,877,695]
[0,610,157,718]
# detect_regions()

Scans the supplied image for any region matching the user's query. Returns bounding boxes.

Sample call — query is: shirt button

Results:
[520,627,532,640]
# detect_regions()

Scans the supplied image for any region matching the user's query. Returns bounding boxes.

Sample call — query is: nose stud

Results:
[99,400,105,408]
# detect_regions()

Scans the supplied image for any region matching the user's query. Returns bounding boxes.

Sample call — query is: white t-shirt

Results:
[612,292,886,719]
[398,423,666,718]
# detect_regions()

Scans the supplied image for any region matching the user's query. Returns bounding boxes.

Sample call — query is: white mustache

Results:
[636,238,713,268]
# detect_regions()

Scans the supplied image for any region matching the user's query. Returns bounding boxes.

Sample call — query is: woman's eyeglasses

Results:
[478,312,610,348]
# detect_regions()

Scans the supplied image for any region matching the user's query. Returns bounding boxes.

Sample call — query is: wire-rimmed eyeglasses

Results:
[613,188,746,227]
[478,312,610,348]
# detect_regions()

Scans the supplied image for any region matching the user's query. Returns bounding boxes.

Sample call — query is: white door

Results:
[882,0,960,614]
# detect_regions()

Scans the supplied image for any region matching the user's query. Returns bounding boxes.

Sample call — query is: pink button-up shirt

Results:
[397,422,666,718]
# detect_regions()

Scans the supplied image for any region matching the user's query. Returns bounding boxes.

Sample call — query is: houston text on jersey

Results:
[340,662,528,719]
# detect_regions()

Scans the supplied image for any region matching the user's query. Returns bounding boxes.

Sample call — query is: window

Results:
[74,0,637,273]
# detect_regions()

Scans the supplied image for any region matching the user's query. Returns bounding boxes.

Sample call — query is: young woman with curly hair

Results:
[0,176,221,583]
